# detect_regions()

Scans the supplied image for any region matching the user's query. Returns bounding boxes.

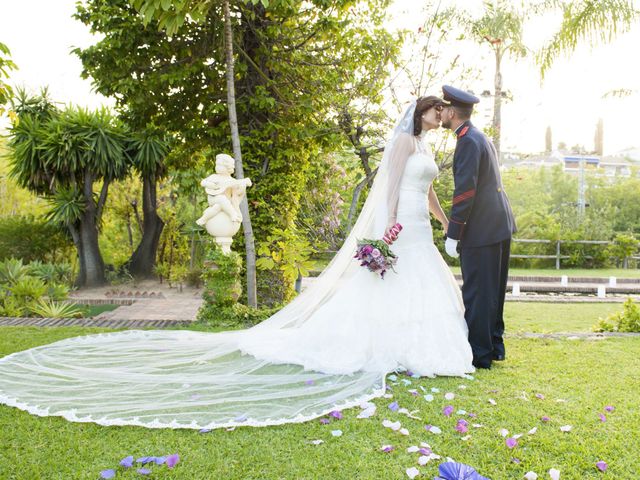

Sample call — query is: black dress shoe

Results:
[472,360,491,370]
[493,354,505,361]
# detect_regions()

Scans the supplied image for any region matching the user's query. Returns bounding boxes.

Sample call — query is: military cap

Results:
[442,85,480,108]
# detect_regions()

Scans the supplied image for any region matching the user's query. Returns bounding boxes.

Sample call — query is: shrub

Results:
[196,302,280,330]
[9,276,48,304]
[0,216,72,263]
[29,299,84,319]
[593,298,640,333]
[0,257,29,285]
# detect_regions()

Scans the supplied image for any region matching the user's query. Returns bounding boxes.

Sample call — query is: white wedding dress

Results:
[0,116,473,430]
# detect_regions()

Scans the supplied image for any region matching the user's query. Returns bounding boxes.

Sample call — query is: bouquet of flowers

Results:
[354,223,403,279]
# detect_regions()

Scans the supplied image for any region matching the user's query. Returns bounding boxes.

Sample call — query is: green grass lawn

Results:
[504,302,623,333]
[0,323,639,479]
[79,304,120,318]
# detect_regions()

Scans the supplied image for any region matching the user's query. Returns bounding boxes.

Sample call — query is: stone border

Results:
[0,317,190,328]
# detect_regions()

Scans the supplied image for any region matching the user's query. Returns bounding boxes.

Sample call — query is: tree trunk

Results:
[493,49,503,163]
[127,173,164,278]
[224,0,258,308]
[76,171,106,286]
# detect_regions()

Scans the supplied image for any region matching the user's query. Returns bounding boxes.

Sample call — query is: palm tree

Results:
[538,0,639,78]
[0,41,17,116]
[126,129,170,278]
[9,94,130,286]
[469,1,526,162]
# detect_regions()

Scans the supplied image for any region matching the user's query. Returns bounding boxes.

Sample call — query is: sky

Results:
[2,0,640,156]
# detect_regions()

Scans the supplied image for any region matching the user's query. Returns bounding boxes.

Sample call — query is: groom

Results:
[440,85,516,369]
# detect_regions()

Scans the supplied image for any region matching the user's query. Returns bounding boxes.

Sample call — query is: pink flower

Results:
[505,437,518,449]
[596,461,608,472]
[371,248,381,258]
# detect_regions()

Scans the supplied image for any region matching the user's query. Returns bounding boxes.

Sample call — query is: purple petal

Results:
[418,447,432,456]
[153,456,166,465]
[100,470,116,479]
[381,445,394,453]
[120,456,134,468]
[166,454,180,469]
[136,457,152,465]
[388,401,399,412]
[437,461,489,480]
[541,416,550,422]
[506,437,518,449]
[596,461,608,472]
[329,410,343,419]
[319,418,331,425]
[443,405,454,417]
[535,393,545,400]
[599,413,607,422]
[137,468,152,475]
[305,379,315,386]
[512,458,521,464]
[199,428,212,434]
[604,405,615,412]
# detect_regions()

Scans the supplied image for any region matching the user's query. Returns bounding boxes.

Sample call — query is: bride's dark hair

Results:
[413,96,444,136]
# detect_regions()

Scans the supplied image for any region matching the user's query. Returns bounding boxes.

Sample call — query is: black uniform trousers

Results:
[459,238,511,368]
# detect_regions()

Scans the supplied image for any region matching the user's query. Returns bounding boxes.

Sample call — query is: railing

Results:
[511,238,639,270]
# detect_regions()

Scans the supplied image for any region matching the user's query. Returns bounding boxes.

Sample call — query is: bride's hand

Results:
[384,224,398,242]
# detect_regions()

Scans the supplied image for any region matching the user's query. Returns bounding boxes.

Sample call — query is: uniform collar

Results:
[455,120,472,138]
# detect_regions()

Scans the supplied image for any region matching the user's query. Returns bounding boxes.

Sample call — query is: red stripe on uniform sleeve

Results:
[452,189,476,205]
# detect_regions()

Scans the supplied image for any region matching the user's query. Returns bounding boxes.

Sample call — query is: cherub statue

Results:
[196,153,252,253]
[196,153,252,227]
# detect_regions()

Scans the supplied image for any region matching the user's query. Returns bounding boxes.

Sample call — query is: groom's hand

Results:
[445,237,459,258]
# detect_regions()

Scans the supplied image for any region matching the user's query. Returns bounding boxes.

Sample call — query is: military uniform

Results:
[443,85,516,369]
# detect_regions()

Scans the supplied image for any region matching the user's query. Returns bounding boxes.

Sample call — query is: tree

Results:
[538,0,639,78]
[545,125,552,153]
[466,1,527,161]
[594,118,604,156]
[74,0,399,305]
[125,130,171,277]
[0,42,17,116]
[8,92,130,286]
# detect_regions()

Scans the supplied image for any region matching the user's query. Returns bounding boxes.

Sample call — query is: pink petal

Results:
[599,413,607,422]
[505,437,518,449]
[596,461,608,472]
[604,405,615,412]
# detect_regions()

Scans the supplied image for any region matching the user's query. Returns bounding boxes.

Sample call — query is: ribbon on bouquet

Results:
[383,223,403,245]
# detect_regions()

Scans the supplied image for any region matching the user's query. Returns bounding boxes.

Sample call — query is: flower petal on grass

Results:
[424,394,434,402]
[310,439,324,445]
[549,468,560,480]
[560,425,572,432]
[436,462,489,480]
[407,446,420,453]
[524,472,538,480]
[604,405,615,412]
[100,470,116,479]
[320,418,331,425]
[331,430,343,437]
[431,388,440,393]
[406,467,420,479]
[425,425,442,434]
[381,445,394,453]
[443,405,454,417]
[506,437,518,449]
[399,427,410,436]
[329,410,343,420]
[388,401,400,411]
[153,457,166,465]
[120,456,134,468]
[499,428,509,437]
[488,398,497,406]
[199,428,211,434]
[535,393,545,400]
[596,461,608,472]
[541,416,551,422]
[599,413,607,422]
[137,468,152,475]
[528,427,538,435]
[444,392,455,400]
[166,454,180,469]
[388,374,398,381]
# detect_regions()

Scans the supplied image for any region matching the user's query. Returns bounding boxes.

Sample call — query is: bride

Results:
[0,97,473,430]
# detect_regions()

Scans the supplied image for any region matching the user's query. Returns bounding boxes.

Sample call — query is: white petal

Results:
[331,430,343,437]
[524,472,538,480]
[431,388,440,393]
[459,385,468,389]
[407,446,419,453]
[549,468,560,480]
[461,435,472,441]
[399,428,410,435]
[560,425,572,432]
[472,424,484,428]
[398,408,410,414]
[456,410,467,415]
[406,467,420,479]
[499,428,510,437]
[310,439,324,445]
[418,455,430,465]
[383,393,394,399]
[513,434,523,439]
[357,407,376,419]
[423,394,434,402]
[444,392,455,400]
[488,398,497,405]
[419,442,431,448]
[429,426,442,434]
[528,427,538,435]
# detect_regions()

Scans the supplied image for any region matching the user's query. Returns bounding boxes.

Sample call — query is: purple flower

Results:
[329,410,343,420]
[418,447,432,456]
[455,422,469,434]
[153,457,166,465]
[596,460,608,472]
[319,418,330,425]
[166,454,180,469]
[535,393,545,400]
[435,461,490,480]
[599,413,607,422]
[100,470,116,479]
[388,401,399,412]
[137,468,152,475]
[119,456,134,468]
[136,457,153,465]
[443,405,454,417]
[541,416,551,422]
[381,445,394,453]
[362,245,373,255]
[506,437,518,449]
[604,405,615,412]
